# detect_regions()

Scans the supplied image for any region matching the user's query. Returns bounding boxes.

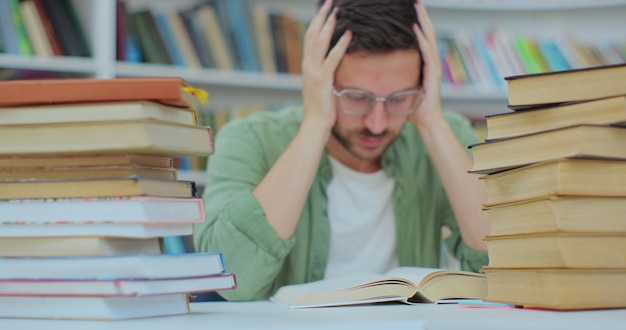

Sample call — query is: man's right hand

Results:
[301,0,352,134]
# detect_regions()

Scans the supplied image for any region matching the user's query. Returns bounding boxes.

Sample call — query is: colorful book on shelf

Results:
[1,196,204,224]
[0,176,197,199]
[485,197,626,236]
[177,7,214,68]
[484,232,626,269]
[505,63,626,109]
[193,4,235,70]
[162,9,202,68]
[0,154,174,170]
[0,77,208,110]
[0,0,20,54]
[0,273,236,297]
[38,0,90,57]
[0,294,190,320]
[512,35,549,74]
[7,0,33,55]
[0,252,226,279]
[0,236,163,257]
[271,267,487,308]
[224,0,260,72]
[252,4,277,74]
[152,10,185,67]
[481,158,626,206]
[483,268,626,310]
[19,0,53,56]
[537,38,571,72]
[1,222,194,238]
[0,120,214,157]
[0,100,198,126]
[469,125,626,174]
[31,0,63,56]
[127,10,166,65]
[485,95,626,140]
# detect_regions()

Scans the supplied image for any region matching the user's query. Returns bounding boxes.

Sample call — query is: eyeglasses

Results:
[332,87,424,116]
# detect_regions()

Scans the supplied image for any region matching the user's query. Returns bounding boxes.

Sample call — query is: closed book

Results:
[1,196,204,224]
[19,0,53,56]
[485,95,626,140]
[0,165,177,181]
[0,252,226,280]
[31,0,63,56]
[0,294,189,319]
[129,10,171,65]
[485,197,626,236]
[469,125,626,174]
[482,158,626,206]
[0,120,214,157]
[0,177,196,199]
[0,77,206,110]
[0,100,198,126]
[38,0,90,57]
[0,237,162,257]
[483,268,626,310]
[0,154,173,170]
[505,63,626,109]
[1,222,193,238]
[193,5,235,70]
[165,10,202,68]
[0,273,236,297]
[484,232,626,268]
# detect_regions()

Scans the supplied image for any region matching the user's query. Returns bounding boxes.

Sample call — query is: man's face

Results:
[328,50,422,172]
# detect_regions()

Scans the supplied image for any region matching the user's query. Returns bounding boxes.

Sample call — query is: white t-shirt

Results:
[324,156,399,279]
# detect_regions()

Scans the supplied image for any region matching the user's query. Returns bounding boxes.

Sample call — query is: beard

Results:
[331,125,394,161]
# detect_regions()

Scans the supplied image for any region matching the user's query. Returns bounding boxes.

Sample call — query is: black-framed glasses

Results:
[332,87,424,116]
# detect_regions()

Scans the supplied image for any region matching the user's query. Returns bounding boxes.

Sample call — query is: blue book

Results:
[153,10,186,67]
[473,34,506,89]
[224,0,260,72]
[0,0,20,54]
[538,39,571,72]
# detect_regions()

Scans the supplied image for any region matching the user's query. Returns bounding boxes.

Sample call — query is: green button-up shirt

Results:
[194,106,488,301]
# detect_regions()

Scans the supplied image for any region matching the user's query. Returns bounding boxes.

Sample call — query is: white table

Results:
[1,300,624,329]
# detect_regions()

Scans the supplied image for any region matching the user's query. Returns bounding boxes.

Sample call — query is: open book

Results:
[270,267,487,308]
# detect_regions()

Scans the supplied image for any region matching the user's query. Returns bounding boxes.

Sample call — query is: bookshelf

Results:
[1,0,625,119]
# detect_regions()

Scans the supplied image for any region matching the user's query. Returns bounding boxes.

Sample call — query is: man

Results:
[194,0,489,301]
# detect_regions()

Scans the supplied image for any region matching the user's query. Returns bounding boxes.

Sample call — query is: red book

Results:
[31,0,64,56]
[0,77,207,110]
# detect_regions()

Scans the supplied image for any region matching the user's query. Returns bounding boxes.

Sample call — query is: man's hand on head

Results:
[301,0,352,133]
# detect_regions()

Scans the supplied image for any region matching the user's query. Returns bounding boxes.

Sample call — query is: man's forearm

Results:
[414,116,490,251]
[253,119,330,240]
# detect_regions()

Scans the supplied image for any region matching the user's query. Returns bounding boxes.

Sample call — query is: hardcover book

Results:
[483,268,626,310]
[505,63,626,109]
[0,236,163,257]
[0,196,204,224]
[485,95,626,140]
[0,252,226,280]
[0,120,214,157]
[481,158,626,206]
[0,294,190,319]
[469,125,626,174]
[0,77,207,110]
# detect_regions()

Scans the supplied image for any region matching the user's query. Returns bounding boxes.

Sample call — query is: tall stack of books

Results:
[469,63,626,310]
[0,77,236,320]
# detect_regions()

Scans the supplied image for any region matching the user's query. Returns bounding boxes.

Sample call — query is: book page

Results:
[291,273,392,293]
[386,267,443,287]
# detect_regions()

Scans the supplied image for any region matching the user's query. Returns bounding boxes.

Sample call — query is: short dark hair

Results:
[318,0,419,55]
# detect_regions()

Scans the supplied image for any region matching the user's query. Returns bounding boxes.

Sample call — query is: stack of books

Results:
[469,63,626,310]
[0,77,236,319]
